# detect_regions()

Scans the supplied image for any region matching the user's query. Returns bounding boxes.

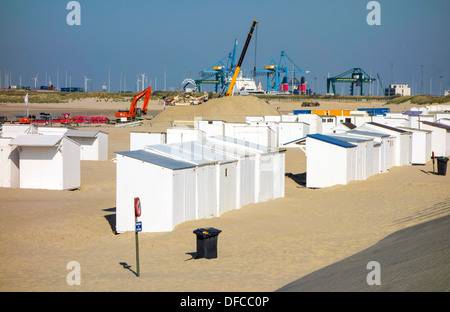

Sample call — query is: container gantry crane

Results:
[253,50,310,93]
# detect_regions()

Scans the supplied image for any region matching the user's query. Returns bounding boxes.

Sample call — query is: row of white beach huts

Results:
[115,136,285,233]
[0,124,108,190]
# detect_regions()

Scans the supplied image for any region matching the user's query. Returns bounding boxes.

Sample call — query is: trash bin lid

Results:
[193,227,222,238]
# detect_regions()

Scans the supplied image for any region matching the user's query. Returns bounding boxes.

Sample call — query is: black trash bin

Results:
[193,227,222,259]
[437,157,449,176]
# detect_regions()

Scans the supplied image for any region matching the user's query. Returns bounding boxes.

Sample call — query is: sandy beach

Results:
[0,97,449,292]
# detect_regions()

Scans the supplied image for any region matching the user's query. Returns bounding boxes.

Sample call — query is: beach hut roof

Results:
[282,136,307,146]
[146,143,217,166]
[115,150,196,170]
[397,127,431,133]
[148,141,237,165]
[65,130,107,137]
[348,129,391,138]
[210,135,273,152]
[366,122,410,133]
[420,121,450,130]
[307,134,356,148]
[328,134,373,142]
[10,134,64,147]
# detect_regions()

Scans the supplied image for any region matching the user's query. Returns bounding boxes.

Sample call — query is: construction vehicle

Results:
[301,101,320,107]
[223,19,258,97]
[115,86,152,121]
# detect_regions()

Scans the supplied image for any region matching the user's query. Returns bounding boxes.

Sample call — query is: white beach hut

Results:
[278,122,310,147]
[65,130,108,161]
[166,127,206,144]
[419,121,450,157]
[328,133,376,180]
[280,115,298,122]
[207,135,285,202]
[147,141,239,217]
[295,114,322,134]
[203,137,257,208]
[224,123,277,150]
[1,124,38,138]
[0,137,20,188]
[361,122,412,167]
[331,122,356,134]
[115,149,196,233]
[146,143,219,219]
[196,120,225,137]
[10,135,80,190]
[398,127,432,165]
[130,131,166,150]
[305,134,357,188]
[348,129,393,174]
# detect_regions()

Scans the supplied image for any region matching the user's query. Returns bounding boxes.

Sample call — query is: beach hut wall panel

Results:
[0,137,20,188]
[321,116,337,134]
[272,149,286,199]
[306,134,357,188]
[281,115,298,122]
[166,128,206,144]
[398,127,431,165]
[295,114,322,134]
[177,140,239,216]
[1,124,38,138]
[217,161,238,215]
[115,150,197,233]
[130,132,166,150]
[245,116,264,122]
[11,135,80,190]
[329,134,375,180]
[278,122,310,147]
[419,121,450,157]
[145,143,219,219]
[196,120,225,137]
[264,115,281,122]
[203,137,257,208]
[65,130,108,161]
[225,124,277,150]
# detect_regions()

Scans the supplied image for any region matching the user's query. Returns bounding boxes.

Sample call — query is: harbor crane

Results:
[327,68,376,96]
[253,51,310,93]
[198,39,238,93]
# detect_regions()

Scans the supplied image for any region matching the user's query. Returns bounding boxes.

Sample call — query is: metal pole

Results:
[135,215,140,277]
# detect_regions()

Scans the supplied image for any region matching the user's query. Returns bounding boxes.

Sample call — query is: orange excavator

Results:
[115,86,152,120]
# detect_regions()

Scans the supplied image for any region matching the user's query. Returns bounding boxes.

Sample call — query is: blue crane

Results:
[197,39,238,92]
[254,51,310,93]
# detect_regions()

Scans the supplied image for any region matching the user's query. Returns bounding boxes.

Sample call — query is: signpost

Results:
[134,197,141,277]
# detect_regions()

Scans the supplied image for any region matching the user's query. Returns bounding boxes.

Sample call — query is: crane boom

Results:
[225,19,258,96]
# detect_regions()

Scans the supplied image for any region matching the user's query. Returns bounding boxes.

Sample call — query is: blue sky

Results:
[0,0,449,95]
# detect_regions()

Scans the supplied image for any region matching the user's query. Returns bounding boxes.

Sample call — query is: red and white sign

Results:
[134,197,141,217]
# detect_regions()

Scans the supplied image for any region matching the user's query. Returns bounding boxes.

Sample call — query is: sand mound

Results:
[150,95,280,123]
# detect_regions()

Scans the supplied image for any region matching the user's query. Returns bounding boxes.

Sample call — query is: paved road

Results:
[277,214,450,292]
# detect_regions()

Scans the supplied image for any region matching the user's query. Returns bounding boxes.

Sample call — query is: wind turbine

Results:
[32,74,39,88]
